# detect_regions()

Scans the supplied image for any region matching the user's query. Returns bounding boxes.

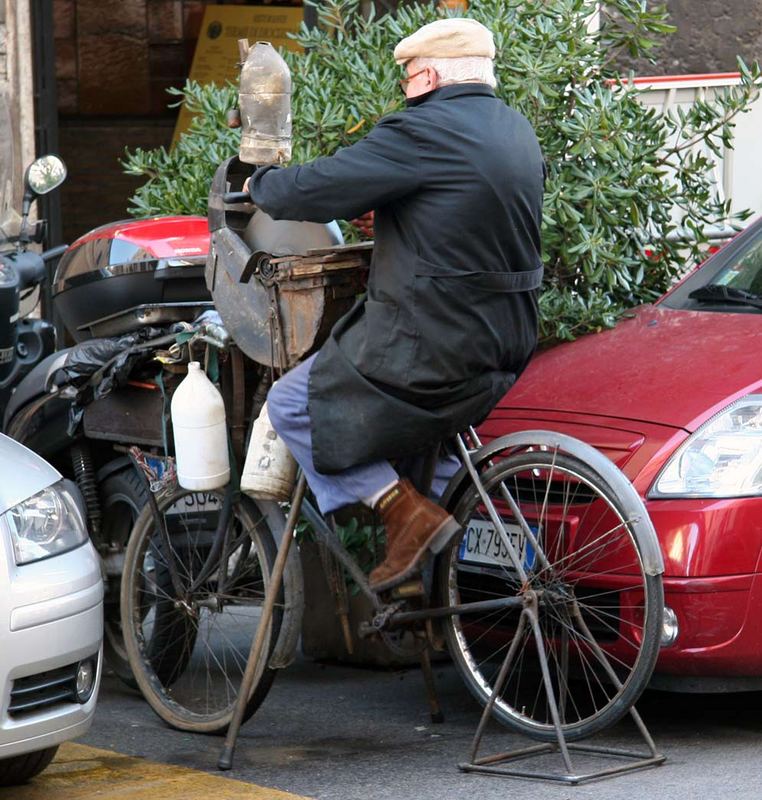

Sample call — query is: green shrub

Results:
[122,81,240,218]
[122,0,761,344]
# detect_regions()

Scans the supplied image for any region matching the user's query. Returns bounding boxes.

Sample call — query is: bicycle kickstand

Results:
[218,473,308,771]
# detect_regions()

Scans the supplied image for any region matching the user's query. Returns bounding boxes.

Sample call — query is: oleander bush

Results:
[122,0,761,343]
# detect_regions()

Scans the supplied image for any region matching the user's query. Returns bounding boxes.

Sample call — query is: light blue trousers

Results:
[267,354,460,514]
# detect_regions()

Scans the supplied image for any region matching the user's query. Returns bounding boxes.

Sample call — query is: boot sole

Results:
[369,515,463,594]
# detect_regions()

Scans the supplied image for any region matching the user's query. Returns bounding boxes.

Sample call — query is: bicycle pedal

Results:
[391,578,426,599]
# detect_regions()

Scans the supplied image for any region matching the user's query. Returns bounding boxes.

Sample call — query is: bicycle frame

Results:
[131,341,663,770]
[219,425,664,769]
[123,320,665,782]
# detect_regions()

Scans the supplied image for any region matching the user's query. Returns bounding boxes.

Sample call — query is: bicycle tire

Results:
[120,487,285,734]
[438,449,663,742]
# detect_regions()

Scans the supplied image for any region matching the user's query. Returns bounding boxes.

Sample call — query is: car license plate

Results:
[144,456,221,516]
[458,518,536,571]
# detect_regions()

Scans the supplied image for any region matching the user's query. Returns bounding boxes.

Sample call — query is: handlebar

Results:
[42,244,68,262]
[222,191,251,204]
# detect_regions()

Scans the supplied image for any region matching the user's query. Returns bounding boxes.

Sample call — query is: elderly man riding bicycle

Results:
[245,17,545,592]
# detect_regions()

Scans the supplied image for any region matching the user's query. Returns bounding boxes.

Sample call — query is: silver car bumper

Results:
[0,540,104,759]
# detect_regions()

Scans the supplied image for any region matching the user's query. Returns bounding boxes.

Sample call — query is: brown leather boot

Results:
[369,479,462,593]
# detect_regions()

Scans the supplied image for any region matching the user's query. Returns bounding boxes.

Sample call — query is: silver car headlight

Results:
[649,394,762,498]
[3,481,88,565]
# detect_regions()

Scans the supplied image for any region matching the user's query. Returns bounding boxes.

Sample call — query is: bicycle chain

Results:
[362,601,430,658]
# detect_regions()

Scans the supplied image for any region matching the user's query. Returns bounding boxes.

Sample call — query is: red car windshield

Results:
[661,219,762,312]
[709,234,762,293]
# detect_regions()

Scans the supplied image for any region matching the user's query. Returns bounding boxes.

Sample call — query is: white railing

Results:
[632,73,762,227]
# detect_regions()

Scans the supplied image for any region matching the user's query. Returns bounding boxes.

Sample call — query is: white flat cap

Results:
[394,18,495,65]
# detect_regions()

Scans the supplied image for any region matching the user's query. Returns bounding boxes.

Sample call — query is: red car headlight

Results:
[649,394,762,498]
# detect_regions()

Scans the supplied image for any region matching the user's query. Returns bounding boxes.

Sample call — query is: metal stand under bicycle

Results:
[459,590,665,785]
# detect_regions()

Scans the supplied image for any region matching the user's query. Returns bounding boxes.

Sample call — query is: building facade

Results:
[0,0,36,215]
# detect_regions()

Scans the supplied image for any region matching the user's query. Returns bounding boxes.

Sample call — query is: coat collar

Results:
[406,82,495,107]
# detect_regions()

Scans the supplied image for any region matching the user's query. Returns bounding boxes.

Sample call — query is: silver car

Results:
[0,433,103,785]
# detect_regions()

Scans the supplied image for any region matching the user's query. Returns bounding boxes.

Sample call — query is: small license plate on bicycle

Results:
[166,491,221,516]
[458,519,537,571]
[144,456,221,516]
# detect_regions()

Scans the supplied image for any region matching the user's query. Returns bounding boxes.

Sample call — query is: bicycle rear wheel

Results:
[438,449,663,742]
[121,488,284,734]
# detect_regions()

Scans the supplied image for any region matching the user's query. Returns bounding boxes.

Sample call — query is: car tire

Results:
[0,746,58,786]
[98,467,149,689]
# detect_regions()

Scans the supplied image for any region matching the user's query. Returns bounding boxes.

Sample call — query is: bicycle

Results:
[119,328,665,758]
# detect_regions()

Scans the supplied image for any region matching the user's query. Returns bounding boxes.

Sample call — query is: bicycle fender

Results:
[441,430,664,577]
[269,544,304,669]
[257,499,305,669]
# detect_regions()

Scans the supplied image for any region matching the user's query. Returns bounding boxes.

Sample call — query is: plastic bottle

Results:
[241,401,296,501]
[171,362,230,490]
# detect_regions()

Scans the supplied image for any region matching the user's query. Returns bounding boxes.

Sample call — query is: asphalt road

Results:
[69,654,762,800]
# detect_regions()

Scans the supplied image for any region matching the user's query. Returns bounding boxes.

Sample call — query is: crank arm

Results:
[362,595,526,635]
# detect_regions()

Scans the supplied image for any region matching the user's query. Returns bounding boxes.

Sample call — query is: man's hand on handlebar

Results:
[351,210,375,239]
[220,177,250,204]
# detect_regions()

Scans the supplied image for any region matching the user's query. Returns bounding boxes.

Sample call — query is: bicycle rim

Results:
[121,489,282,733]
[440,450,662,741]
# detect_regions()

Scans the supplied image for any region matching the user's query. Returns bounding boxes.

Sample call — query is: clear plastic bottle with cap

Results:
[170,362,230,490]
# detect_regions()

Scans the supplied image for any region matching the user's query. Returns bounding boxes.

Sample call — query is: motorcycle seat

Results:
[3,348,72,430]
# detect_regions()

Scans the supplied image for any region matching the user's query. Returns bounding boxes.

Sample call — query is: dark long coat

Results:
[249,83,545,474]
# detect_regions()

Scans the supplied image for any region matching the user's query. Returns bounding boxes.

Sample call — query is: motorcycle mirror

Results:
[24,154,67,197]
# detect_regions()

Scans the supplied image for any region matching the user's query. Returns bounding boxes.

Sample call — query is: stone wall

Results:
[618,0,762,75]
[53,0,215,240]
[55,0,300,118]
[1,0,35,216]
[0,3,7,84]
[54,0,213,118]
[660,0,762,74]
[0,3,9,215]
[58,118,175,239]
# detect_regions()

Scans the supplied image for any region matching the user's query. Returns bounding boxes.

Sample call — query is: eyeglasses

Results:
[399,68,428,91]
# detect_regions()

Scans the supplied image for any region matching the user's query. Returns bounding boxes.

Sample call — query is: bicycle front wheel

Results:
[439,450,663,742]
[121,488,284,734]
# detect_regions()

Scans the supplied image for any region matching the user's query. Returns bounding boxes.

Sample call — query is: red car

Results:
[482,217,762,691]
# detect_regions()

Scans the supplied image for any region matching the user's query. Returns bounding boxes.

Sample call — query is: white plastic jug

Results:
[241,400,296,501]
[171,362,230,490]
